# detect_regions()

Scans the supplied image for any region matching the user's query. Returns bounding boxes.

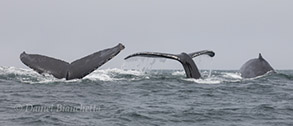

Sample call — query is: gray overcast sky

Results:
[0,0,292,70]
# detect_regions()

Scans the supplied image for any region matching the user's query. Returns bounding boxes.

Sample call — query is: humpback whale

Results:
[124,50,215,79]
[240,53,275,78]
[20,43,125,80]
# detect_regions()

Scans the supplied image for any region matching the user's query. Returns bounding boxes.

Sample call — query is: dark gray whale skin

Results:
[20,43,125,80]
[124,50,215,79]
[240,53,274,78]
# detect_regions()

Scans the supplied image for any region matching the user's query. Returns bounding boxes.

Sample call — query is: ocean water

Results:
[0,66,293,126]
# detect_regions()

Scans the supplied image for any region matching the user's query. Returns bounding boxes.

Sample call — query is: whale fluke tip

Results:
[118,43,125,50]
[20,51,26,58]
[209,51,215,57]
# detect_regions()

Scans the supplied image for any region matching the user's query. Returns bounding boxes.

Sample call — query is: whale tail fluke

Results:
[20,43,125,80]
[124,50,215,79]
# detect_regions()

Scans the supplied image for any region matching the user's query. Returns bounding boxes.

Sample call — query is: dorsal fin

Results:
[258,53,264,60]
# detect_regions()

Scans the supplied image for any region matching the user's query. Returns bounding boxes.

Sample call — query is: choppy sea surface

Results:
[0,66,293,126]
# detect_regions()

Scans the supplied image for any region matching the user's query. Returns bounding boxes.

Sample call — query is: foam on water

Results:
[182,72,241,84]
[0,66,275,85]
[172,70,243,84]
[84,68,144,81]
[223,72,242,79]
[241,70,276,81]
[0,66,37,76]
[0,66,60,84]
[171,71,185,76]
[184,78,222,84]
[0,66,147,83]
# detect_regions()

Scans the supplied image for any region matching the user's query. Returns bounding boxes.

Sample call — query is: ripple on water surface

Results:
[0,67,293,125]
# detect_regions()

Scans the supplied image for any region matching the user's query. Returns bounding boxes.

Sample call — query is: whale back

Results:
[240,53,274,78]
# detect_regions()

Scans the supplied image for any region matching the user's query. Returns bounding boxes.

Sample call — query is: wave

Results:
[0,66,147,84]
[84,68,145,81]
[0,66,291,84]
[0,66,60,84]
[274,71,293,80]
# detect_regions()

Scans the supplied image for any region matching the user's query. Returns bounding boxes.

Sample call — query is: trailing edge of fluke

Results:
[20,43,125,80]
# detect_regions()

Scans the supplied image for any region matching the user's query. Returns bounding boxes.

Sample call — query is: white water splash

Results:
[0,66,38,76]
[123,57,168,72]
[181,71,244,84]
[0,66,248,84]
[85,72,113,81]
[84,68,144,81]
[171,71,185,76]
[184,78,222,84]
[241,70,275,80]
[0,66,65,84]
[222,72,242,79]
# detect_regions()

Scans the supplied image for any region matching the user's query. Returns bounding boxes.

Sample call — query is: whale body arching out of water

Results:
[240,53,275,78]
